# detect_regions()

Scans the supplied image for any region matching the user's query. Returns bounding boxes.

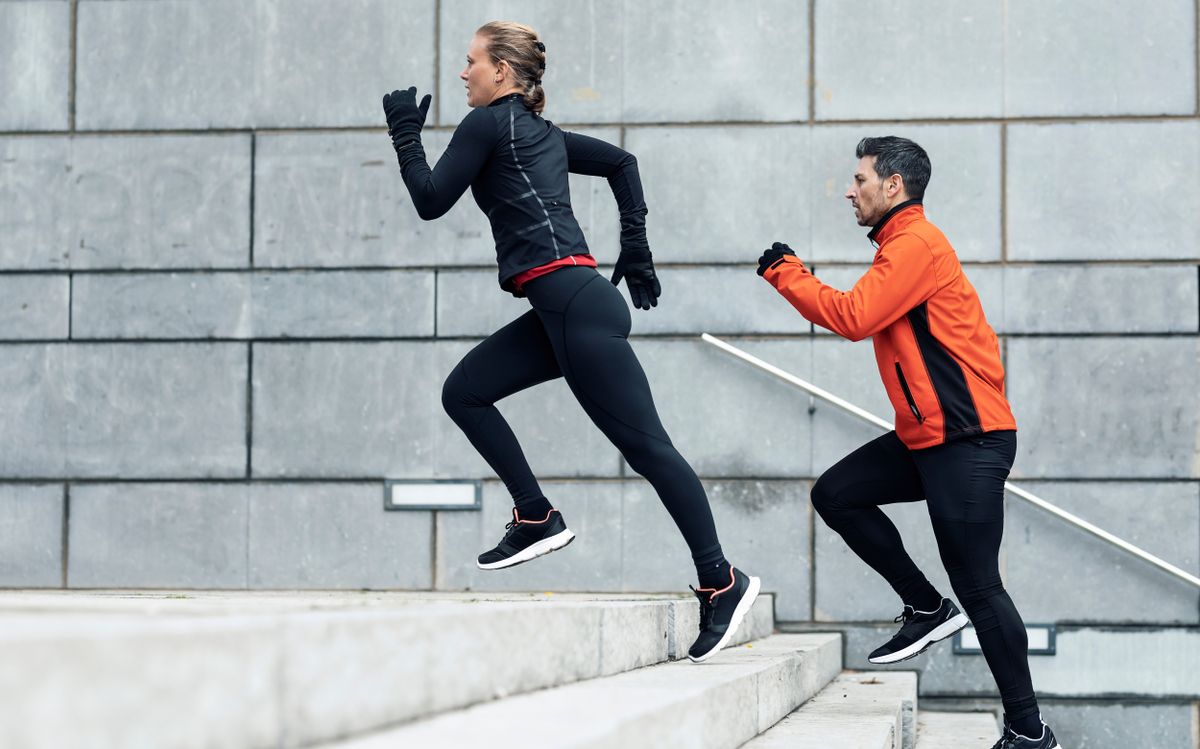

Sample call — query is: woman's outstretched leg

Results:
[526,267,759,661]
[526,270,722,574]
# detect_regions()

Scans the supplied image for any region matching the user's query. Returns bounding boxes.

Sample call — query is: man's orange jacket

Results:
[762,201,1016,449]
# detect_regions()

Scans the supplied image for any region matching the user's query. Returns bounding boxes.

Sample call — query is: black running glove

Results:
[382,86,432,154]
[611,252,661,310]
[757,242,796,276]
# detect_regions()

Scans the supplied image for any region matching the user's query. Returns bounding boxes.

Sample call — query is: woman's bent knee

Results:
[441,364,472,416]
[810,475,836,515]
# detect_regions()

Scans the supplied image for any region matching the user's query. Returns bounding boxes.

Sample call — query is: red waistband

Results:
[510,254,597,293]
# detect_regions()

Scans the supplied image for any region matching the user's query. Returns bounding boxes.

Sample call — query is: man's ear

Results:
[887,174,905,199]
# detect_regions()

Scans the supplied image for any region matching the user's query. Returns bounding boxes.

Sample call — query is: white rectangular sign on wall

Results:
[384,480,481,511]
[955,624,1056,655]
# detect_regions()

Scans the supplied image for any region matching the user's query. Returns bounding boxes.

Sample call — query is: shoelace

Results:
[892,608,914,629]
[989,726,1022,749]
[500,515,524,541]
[689,587,715,631]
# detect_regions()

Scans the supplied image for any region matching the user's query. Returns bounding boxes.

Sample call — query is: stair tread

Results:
[322,632,842,749]
[0,590,774,749]
[916,711,999,748]
[743,671,917,749]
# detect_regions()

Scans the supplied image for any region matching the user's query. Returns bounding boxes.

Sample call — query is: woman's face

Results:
[461,35,503,107]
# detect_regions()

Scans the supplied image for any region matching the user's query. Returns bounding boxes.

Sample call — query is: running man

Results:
[756,137,1060,749]
[382,21,758,662]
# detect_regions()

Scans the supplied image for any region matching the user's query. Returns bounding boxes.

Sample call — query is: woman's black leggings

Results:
[810,430,1039,724]
[440,266,725,570]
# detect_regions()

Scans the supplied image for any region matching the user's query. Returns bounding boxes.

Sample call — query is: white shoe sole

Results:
[868,612,969,664]
[688,575,761,663]
[476,528,575,570]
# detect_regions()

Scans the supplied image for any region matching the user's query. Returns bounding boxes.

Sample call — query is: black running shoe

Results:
[991,721,1061,749]
[476,508,575,570]
[687,567,761,663]
[868,597,969,664]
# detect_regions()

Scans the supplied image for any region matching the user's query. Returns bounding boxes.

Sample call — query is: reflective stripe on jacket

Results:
[762,202,1016,449]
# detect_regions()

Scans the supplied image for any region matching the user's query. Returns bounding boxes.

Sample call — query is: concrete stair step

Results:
[0,590,774,749]
[916,711,1000,748]
[741,671,918,749]
[321,633,842,749]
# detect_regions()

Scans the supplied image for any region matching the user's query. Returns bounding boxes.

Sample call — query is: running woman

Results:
[382,21,758,662]
[756,138,1059,748]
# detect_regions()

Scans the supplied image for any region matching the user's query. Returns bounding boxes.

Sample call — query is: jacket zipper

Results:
[894,362,924,424]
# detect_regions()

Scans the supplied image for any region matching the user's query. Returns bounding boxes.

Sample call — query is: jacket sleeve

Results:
[397,107,494,221]
[762,233,939,342]
[561,130,649,257]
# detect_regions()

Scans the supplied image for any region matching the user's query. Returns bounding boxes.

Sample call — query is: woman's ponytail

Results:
[477,21,547,115]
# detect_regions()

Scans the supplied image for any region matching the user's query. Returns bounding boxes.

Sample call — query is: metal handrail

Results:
[701,333,1200,590]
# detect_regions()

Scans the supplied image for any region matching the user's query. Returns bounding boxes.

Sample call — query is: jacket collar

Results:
[488,92,525,107]
[867,199,924,247]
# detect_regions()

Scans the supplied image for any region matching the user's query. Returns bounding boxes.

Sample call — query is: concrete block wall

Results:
[1,2,1198,742]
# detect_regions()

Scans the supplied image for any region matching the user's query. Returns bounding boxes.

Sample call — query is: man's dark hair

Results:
[855,136,931,200]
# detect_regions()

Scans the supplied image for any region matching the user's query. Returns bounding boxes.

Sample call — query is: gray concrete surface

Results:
[327,633,841,749]
[2,2,1198,740]
[1000,264,1200,334]
[1003,0,1197,117]
[0,590,778,749]
[815,1,1003,120]
[0,134,251,270]
[436,0,809,126]
[915,711,999,749]
[1007,337,1200,478]
[0,344,247,478]
[1007,121,1200,261]
[745,671,917,749]
[76,0,435,130]
[72,270,436,339]
[0,485,64,587]
[0,1,70,132]
[0,274,69,340]
[1028,699,1198,749]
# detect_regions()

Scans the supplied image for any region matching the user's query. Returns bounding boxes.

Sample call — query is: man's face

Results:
[845,155,891,228]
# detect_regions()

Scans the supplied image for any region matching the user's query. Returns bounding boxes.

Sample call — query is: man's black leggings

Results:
[441,266,725,571]
[811,430,1039,725]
